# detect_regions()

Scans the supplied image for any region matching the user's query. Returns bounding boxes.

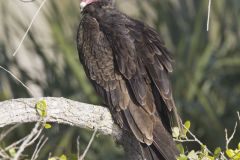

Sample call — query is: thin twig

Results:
[27,126,44,146]
[237,111,240,123]
[0,124,20,142]
[31,136,48,160]
[13,122,43,160]
[182,124,212,154]
[174,139,196,143]
[77,136,80,159]
[79,128,98,160]
[225,122,238,150]
[5,136,28,151]
[207,0,212,31]
[19,0,37,2]
[0,148,10,159]
[31,135,44,160]
[220,152,228,160]
[13,0,48,56]
[178,123,227,159]
[0,66,35,96]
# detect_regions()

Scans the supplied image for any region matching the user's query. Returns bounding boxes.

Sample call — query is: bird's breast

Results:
[80,25,119,87]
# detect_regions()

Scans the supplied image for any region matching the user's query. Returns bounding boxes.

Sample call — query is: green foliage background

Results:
[0,0,240,159]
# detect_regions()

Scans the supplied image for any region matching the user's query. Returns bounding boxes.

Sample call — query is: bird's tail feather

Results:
[141,143,164,160]
[141,118,179,160]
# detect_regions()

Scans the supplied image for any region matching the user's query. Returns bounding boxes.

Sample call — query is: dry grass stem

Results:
[207,0,212,31]
[0,124,20,142]
[79,128,98,160]
[77,136,81,159]
[0,66,35,96]
[31,136,48,160]
[13,0,48,57]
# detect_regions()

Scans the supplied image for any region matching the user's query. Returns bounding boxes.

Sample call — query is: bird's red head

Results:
[80,0,98,9]
[80,0,113,10]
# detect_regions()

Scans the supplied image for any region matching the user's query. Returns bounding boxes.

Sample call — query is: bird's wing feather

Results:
[100,12,149,106]
[138,24,181,129]
[99,11,180,129]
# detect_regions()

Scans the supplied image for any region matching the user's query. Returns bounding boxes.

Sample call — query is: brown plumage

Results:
[77,0,181,159]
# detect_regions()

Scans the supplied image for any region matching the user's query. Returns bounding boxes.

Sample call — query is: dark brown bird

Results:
[77,0,181,159]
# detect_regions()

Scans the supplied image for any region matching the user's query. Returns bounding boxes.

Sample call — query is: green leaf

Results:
[213,147,221,158]
[184,121,191,130]
[200,145,208,156]
[172,127,180,138]
[36,99,47,117]
[233,154,240,160]
[180,121,191,138]
[238,143,240,150]
[207,156,215,160]
[60,154,67,160]
[44,123,52,129]
[226,149,235,158]
[177,154,188,160]
[9,148,16,157]
[187,150,198,159]
[177,144,185,154]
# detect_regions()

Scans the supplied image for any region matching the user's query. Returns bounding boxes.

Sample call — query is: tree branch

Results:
[0,97,117,135]
[0,97,144,160]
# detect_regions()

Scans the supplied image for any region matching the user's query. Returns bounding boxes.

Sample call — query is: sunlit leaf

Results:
[183,121,191,136]
[172,127,180,138]
[213,147,221,158]
[177,154,188,160]
[8,148,16,157]
[36,99,47,117]
[207,156,215,160]
[177,144,185,154]
[44,123,52,129]
[60,154,67,160]
[187,150,198,159]
[201,145,208,156]
[226,149,235,158]
[184,121,191,130]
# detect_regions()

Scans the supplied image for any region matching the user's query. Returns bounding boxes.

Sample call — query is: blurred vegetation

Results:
[0,0,240,159]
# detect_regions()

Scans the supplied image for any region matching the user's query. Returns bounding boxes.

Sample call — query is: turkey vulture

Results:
[77,0,181,159]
